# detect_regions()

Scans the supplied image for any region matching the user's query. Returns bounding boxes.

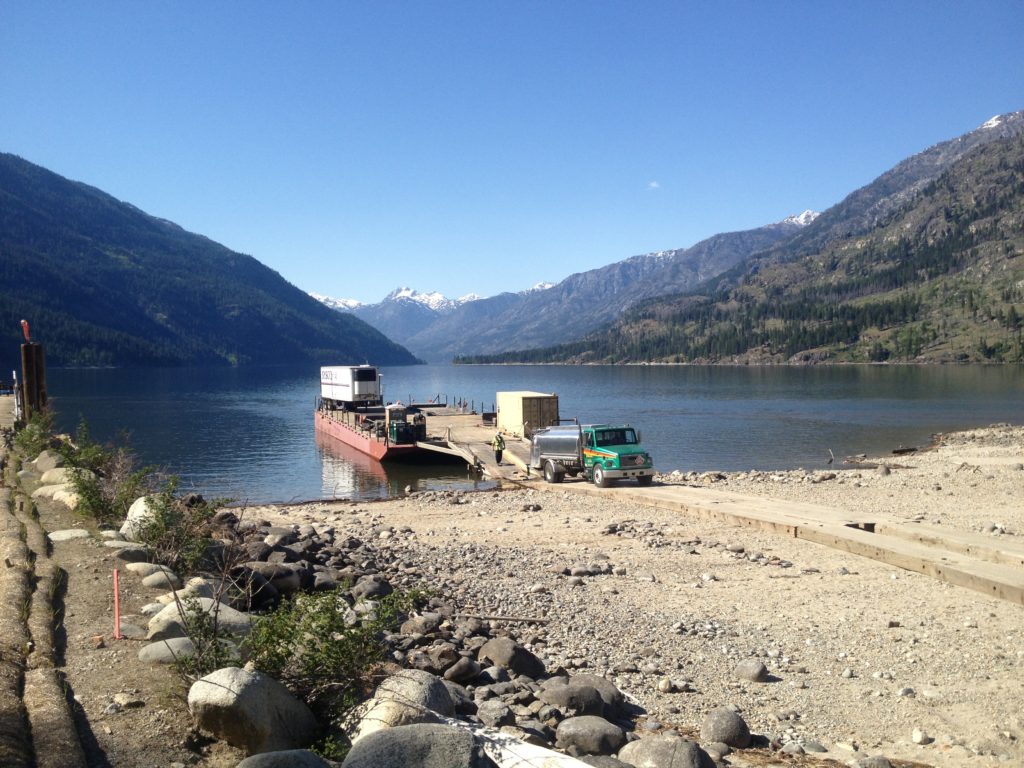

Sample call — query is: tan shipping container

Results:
[496,391,560,438]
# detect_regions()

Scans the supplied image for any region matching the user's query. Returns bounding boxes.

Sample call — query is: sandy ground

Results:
[249,423,1024,768]
[20,417,1022,768]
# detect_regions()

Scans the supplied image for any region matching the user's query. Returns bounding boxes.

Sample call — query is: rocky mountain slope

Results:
[319,218,816,362]
[0,154,420,369]
[460,112,1024,365]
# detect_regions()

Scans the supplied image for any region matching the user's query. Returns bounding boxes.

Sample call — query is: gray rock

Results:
[555,716,626,756]
[478,636,545,679]
[188,667,318,755]
[142,570,182,590]
[699,707,751,749]
[443,656,481,684]
[40,467,79,485]
[147,597,252,641]
[237,751,331,768]
[138,637,196,664]
[247,562,303,594]
[579,757,632,768]
[375,669,454,715]
[570,674,625,714]
[125,562,173,578]
[853,758,894,768]
[401,612,443,634]
[353,669,455,742]
[120,496,155,541]
[618,733,716,768]
[343,724,487,768]
[538,681,605,716]
[34,449,65,473]
[476,699,515,728]
[352,574,393,600]
[733,658,768,682]
[48,529,90,542]
[440,680,476,716]
[112,544,151,563]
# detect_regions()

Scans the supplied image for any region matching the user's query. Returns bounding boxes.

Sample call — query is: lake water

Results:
[45,364,1024,504]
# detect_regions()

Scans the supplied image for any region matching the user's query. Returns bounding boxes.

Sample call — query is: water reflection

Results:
[315,428,496,501]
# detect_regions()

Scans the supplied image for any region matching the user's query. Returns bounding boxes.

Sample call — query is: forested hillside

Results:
[0,154,420,369]
[461,132,1024,365]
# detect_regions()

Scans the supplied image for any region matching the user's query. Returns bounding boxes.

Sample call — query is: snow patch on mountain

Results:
[382,287,484,312]
[783,210,820,226]
[981,115,1003,130]
[526,282,554,293]
[310,292,362,311]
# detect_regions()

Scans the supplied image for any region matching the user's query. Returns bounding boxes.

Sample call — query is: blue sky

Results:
[3,2,1022,304]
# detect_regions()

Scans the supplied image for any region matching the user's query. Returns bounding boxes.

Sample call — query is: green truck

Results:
[529,423,655,487]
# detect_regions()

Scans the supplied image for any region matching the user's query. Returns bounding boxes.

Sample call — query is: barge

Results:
[315,365,428,461]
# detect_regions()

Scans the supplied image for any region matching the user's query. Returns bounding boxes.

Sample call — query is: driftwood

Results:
[955,461,982,473]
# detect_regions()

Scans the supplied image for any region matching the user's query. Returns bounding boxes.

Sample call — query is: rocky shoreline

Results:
[5,416,1022,767]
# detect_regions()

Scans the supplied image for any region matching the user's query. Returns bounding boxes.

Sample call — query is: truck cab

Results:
[581,424,655,487]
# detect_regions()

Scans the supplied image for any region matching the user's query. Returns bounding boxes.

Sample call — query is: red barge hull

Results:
[314,409,423,462]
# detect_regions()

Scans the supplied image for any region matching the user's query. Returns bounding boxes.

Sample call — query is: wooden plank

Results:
[521,478,1024,606]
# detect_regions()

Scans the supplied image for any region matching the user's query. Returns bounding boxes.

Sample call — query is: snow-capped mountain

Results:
[783,210,820,227]
[527,281,555,292]
[309,292,363,311]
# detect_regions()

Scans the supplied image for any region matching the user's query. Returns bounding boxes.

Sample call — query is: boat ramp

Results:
[430,409,1024,608]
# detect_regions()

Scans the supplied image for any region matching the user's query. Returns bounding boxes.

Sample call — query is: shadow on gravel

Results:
[66,678,111,768]
[51,566,69,666]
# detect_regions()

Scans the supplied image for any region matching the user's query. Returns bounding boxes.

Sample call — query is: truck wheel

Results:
[637,475,653,487]
[593,464,609,488]
[543,460,563,484]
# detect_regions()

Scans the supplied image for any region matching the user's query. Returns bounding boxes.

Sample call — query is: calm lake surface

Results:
[46,364,1024,504]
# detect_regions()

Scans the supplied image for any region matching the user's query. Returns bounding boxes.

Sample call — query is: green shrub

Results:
[14,409,54,457]
[172,596,242,682]
[61,419,153,525]
[246,588,430,744]
[134,479,218,574]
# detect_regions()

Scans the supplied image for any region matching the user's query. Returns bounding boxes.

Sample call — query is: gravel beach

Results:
[250,424,1024,768]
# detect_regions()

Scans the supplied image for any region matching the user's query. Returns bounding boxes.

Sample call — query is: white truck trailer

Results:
[320,365,383,410]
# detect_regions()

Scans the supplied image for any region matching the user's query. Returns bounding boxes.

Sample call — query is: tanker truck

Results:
[529,423,655,488]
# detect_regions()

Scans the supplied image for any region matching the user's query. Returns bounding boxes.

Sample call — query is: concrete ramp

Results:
[529,479,1024,606]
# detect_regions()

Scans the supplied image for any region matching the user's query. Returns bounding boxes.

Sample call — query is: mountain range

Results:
[318,212,820,362]
[0,153,420,370]
[3,110,1020,371]
[458,111,1024,365]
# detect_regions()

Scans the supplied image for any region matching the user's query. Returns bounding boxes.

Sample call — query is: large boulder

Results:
[121,496,155,541]
[188,667,318,755]
[342,723,488,768]
[617,733,716,768]
[40,467,79,485]
[236,750,332,768]
[699,706,751,748]
[538,680,605,716]
[569,674,625,714]
[477,636,545,679]
[33,449,65,473]
[147,597,252,641]
[555,716,626,756]
[351,669,455,743]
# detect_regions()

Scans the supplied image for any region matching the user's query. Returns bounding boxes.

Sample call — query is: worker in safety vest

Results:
[491,432,505,464]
